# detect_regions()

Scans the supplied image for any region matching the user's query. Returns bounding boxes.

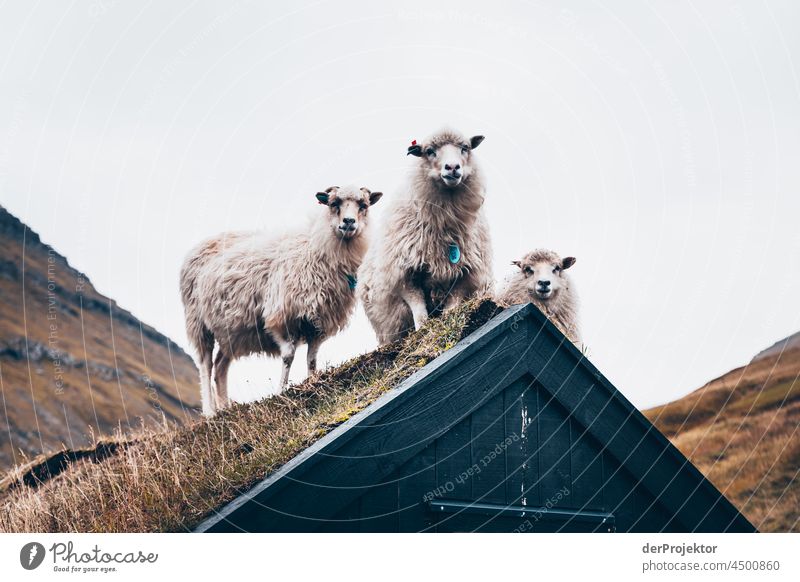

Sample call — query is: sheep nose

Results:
[538,280,551,287]
[342,218,356,225]
[444,163,461,172]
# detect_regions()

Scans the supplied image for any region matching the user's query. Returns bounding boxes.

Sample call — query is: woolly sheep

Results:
[496,249,581,342]
[180,185,383,415]
[358,128,493,345]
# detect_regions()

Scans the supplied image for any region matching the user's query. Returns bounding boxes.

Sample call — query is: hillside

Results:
[644,335,800,532]
[0,205,200,470]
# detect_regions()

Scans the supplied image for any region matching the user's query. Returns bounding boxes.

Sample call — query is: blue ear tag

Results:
[448,243,461,264]
[346,274,357,290]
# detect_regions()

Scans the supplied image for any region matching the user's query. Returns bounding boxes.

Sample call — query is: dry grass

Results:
[0,298,501,533]
[645,348,800,532]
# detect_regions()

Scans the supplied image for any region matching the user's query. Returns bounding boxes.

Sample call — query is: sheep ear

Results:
[407,144,422,157]
[369,191,383,205]
[562,257,577,270]
[470,135,485,149]
[315,192,330,205]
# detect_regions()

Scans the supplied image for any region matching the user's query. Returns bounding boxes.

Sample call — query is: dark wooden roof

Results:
[195,304,755,533]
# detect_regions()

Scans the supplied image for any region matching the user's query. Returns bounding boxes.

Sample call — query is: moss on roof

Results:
[0,298,502,533]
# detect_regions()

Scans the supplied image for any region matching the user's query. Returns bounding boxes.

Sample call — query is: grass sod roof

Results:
[0,298,502,533]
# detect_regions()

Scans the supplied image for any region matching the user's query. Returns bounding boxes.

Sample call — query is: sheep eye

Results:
[553,267,561,273]
[461,145,469,154]
[425,148,436,157]
[358,203,368,211]
[524,267,533,275]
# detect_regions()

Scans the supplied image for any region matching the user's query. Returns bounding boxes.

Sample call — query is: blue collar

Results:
[345,273,357,290]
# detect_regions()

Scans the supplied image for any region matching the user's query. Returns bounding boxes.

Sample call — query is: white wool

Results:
[180,186,380,415]
[496,248,581,343]
[358,128,494,345]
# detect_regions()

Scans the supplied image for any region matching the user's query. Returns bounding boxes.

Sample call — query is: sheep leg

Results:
[268,331,296,389]
[307,336,323,375]
[401,287,429,330]
[212,350,232,411]
[279,342,296,388]
[197,331,215,416]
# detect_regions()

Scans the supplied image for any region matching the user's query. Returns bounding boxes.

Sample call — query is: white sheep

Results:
[358,128,493,345]
[496,249,580,342]
[180,185,382,415]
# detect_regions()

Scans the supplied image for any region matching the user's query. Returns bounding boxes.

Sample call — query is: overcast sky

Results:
[1,0,798,409]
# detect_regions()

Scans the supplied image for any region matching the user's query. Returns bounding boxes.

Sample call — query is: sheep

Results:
[358,128,493,345]
[496,249,581,342]
[180,185,383,415]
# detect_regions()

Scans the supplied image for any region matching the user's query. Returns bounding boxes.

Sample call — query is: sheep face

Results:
[316,186,383,240]
[408,132,485,189]
[513,252,576,302]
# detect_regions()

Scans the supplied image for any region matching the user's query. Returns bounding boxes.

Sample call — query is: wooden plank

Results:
[601,453,640,532]
[318,498,360,533]
[504,376,540,507]
[433,416,471,501]
[357,481,399,532]
[633,488,684,533]
[503,376,538,507]
[398,443,437,532]
[537,386,572,517]
[569,417,605,511]
[470,391,507,504]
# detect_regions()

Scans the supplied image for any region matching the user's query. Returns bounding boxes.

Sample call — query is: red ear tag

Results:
[411,140,417,145]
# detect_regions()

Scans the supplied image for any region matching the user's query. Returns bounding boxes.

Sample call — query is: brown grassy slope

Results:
[644,345,800,533]
[0,205,199,470]
[0,298,501,533]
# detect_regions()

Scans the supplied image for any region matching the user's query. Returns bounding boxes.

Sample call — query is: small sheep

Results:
[358,128,493,344]
[180,185,382,415]
[496,249,581,342]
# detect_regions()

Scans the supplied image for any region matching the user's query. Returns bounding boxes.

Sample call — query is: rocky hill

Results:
[0,205,199,470]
